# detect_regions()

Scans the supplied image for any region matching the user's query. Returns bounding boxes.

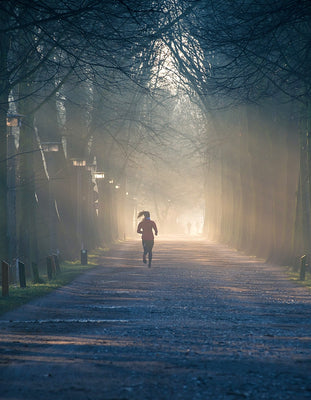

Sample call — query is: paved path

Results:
[1,237,311,399]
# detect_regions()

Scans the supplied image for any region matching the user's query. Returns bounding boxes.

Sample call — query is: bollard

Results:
[18,261,26,288]
[46,256,53,280]
[53,254,61,274]
[300,255,307,281]
[81,249,88,265]
[2,261,9,297]
[32,262,40,284]
[50,255,57,275]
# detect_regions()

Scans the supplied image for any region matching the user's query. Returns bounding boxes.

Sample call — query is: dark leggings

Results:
[142,239,154,263]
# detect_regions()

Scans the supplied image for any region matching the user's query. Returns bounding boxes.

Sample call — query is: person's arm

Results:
[153,222,158,236]
[137,222,143,234]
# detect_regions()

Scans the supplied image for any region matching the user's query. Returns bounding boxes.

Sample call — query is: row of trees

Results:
[165,0,311,264]
[1,1,203,273]
[0,1,161,269]
[1,0,311,275]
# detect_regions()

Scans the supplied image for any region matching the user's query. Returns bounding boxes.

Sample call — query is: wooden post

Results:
[46,256,53,280]
[18,260,26,288]
[32,262,40,284]
[53,255,61,273]
[2,261,9,297]
[50,255,56,275]
[300,255,307,281]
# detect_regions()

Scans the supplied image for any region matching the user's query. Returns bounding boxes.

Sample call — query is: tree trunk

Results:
[0,10,10,262]
[17,108,38,268]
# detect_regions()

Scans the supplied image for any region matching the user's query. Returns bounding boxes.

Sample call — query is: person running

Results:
[137,211,158,267]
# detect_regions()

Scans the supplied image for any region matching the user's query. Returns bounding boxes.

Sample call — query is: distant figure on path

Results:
[187,221,191,234]
[137,211,158,267]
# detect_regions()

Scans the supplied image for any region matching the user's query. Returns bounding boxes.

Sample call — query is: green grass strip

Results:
[0,252,102,316]
[286,267,311,290]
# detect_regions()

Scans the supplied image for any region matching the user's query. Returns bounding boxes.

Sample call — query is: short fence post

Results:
[2,261,9,297]
[81,249,88,265]
[32,262,40,284]
[18,261,26,288]
[300,255,307,281]
[50,255,57,275]
[53,255,61,273]
[46,256,53,280]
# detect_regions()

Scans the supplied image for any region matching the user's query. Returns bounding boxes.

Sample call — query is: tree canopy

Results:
[1,0,311,269]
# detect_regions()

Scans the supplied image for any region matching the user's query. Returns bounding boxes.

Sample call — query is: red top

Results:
[137,219,158,240]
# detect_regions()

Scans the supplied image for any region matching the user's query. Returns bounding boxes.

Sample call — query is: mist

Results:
[0,1,310,272]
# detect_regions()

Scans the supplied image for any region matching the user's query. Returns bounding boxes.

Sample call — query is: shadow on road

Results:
[1,238,311,399]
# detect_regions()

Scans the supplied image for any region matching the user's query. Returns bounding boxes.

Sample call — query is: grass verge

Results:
[0,258,98,317]
[286,267,311,290]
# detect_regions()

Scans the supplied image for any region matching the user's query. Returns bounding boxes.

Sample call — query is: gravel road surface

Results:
[1,237,311,399]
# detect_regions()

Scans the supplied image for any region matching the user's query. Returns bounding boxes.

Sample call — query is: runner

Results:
[137,211,158,267]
